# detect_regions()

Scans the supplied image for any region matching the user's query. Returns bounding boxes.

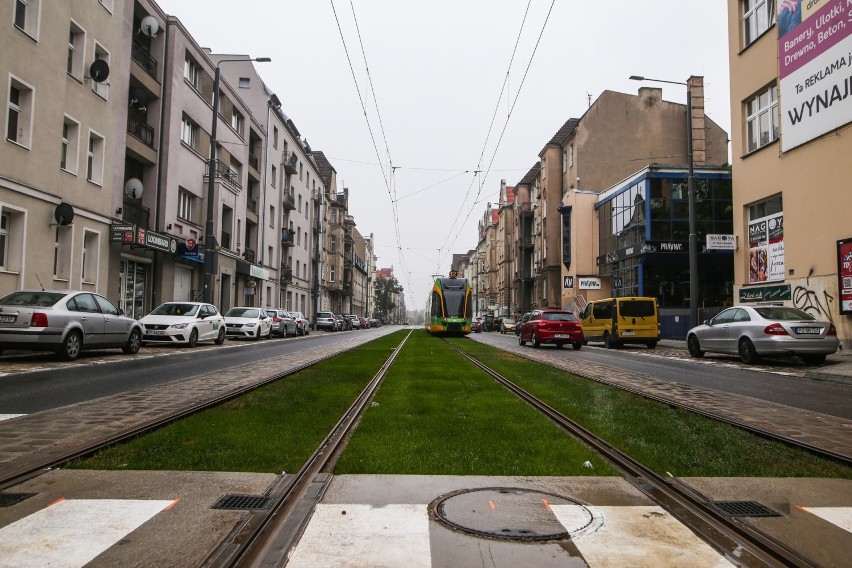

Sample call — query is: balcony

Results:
[248,153,259,171]
[247,197,258,214]
[243,248,256,264]
[131,41,157,79]
[282,189,295,210]
[122,200,149,228]
[280,267,293,284]
[283,150,298,174]
[127,115,154,147]
[281,229,296,247]
[312,221,321,234]
[208,161,241,190]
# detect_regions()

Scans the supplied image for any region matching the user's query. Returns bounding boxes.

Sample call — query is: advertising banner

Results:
[778,0,852,151]
[748,212,784,283]
[839,237,852,314]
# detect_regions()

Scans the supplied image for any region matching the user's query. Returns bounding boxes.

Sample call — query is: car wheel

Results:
[58,330,83,361]
[187,328,199,348]
[687,335,704,358]
[572,342,582,350]
[254,328,262,341]
[604,332,617,349]
[801,354,827,365]
[214,327,226,345]
[738,338,759,364]
[518,335,525,346]
[122,329,142,354]
[532,332,540,349]
[647,341,657,349]
[556,343,564,348]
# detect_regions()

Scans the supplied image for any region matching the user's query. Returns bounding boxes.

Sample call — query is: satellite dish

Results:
[54,203,75,226]
[129,88,148,110]
[124,178,144,199]
[89,59,110,83]
[140,15,159,37]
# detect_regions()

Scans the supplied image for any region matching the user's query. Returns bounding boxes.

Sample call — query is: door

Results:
[703,308,736,351]
[93,294,129,347]
[173,266,192,302]
[69,293,106,346]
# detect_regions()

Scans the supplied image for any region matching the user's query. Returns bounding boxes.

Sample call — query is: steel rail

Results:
[444,340,816,568]
[203,330,413,568]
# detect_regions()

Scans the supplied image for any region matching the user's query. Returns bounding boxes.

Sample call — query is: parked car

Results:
[345,315,360,330]
[316,311,337,332]
[686,305,839,365]
[266,309,297,337]
[0,290,143,361]
[368,318,379,328]
[224,307,272,340]
[516,312,532,336]
[359,317,369,329]
[336,314,349,331]
[288,311,310,336]
[471,318,483,333]
[580,297,660,349]
[500,317,517,334]
[518,309,584,349]
[139,302,226,348]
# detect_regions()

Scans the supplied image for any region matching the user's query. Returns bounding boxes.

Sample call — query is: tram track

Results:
[443,339,817,568]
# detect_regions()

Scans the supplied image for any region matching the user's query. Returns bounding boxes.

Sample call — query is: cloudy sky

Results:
[154,0,732,311]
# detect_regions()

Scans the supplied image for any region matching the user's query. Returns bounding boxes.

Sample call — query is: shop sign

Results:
[135,227,178,254]
[563,276,574,289]
[706,234,736,250]
[110,223,135,243]
[739,284,792,303]
[838,237,852,315]
[177,240,203,263]
[578,276,601,290]
[748,213,784,283]
[250,264,270,280]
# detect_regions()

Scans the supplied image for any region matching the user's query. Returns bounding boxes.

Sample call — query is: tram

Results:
[425,271,473,335]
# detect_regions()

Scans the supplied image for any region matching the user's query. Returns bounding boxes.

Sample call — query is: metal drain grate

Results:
[712,501,781,517]
[0,492,37,507]
[211,494,270,510]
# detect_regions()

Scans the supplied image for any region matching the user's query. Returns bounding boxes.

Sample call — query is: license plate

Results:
[795,327,821,335]
[147,330,165,335]
[621,331,636,336]
[0,315,15,323]
[554,334,569,338]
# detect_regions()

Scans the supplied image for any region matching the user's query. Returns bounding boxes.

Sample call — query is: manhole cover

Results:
[712,501,781,517]
[430,487,597,542]
[211,494,270,510]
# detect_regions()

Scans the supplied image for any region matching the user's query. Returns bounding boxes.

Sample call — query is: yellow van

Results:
[580,297,660,349]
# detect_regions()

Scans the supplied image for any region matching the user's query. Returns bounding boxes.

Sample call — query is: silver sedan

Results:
[686,305,839,365]
[0,290,143,361]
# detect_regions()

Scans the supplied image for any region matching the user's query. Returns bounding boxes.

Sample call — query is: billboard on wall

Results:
[748,212,784,283]
[839,237,852,314]
[778,0,852,152]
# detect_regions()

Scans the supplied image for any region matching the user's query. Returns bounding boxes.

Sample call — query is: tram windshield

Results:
[443,289,466,317]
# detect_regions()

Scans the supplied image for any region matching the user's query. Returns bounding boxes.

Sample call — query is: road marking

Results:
[798,506,852,533]
[552,505,732,567]
[0,498,176,568]
[0,414,24,422]
[287,504,431,568]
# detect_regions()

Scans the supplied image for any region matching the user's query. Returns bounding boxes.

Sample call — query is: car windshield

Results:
[317,312,333,319]
[150,303,199,317]
[543,312,576,321]
[227,308,261,318]
[753,307,816,321]
[503,318,515,324]
[0,291,65,307]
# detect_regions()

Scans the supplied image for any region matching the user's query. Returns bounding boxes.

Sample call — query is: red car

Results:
[518,309,583,349]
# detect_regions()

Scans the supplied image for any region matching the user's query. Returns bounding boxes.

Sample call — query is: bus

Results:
[425,271,473,335]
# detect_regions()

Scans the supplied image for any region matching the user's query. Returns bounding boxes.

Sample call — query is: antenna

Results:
[586,92,592,108]
[35,273,45,291]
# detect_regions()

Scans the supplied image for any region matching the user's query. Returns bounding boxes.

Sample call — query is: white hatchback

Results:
[139,302,226,348]
[224,307,272,340]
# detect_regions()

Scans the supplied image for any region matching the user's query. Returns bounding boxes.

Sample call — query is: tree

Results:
[374,275,401,322]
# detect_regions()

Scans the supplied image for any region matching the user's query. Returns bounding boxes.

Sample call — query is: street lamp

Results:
[202,56,271,304]
[629,75,699,327]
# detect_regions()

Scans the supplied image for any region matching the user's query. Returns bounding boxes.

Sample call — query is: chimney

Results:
[687,76,706,166]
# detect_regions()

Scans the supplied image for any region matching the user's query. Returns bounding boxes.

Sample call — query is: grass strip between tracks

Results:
[447,337,852,479]
[66,332,409,473]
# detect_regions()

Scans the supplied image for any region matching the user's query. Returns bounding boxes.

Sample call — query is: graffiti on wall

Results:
[792,276,835,324]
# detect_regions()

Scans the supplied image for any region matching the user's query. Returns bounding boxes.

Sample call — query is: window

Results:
[6,77,34,148]
[67,21,86,80]
[238,77,250,88]
[330,235,337,253]
[60,116,79,173]
[98,0,114,13]
[178,189,194,222]
[746,84,778,153]
[90,43,110,99]
[272,126,278,148]
[0,212,8,269]
[81,231,99,283]
[180,115,198,150]
[270,165,277,187]
[330,266,336,282]
[747,195,783,283]
[298,195,302,212]
[743,0,774,47]
[184,54,200,89]
[569,143,574,167]
[269,205,275,228]
[53,226,71,280]
[14,0,40,39]
[85,130,104,184]
[230,109,243,134]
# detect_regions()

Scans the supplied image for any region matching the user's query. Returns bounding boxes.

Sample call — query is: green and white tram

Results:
[425,271,473,335]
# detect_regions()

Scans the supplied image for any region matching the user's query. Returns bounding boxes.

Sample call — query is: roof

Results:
[311,151,336,187]
[504,185,515,206]
[491,208,499,225]
[546,118,580,148]
[517,162,541,186]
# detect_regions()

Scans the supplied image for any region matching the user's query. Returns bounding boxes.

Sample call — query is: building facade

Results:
[727,0,852,349]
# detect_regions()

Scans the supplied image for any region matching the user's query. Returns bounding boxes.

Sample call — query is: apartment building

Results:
[2,0,128,301]
[727,0,852,348]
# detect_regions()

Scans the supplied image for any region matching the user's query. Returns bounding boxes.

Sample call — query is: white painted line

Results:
[0,414,24,422]
[552,505,732,567]
[0,498,176,568]
[799,506,852,533]
[287,504,431,568]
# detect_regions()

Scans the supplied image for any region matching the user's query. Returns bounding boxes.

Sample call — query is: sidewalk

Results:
[658,339,852,384]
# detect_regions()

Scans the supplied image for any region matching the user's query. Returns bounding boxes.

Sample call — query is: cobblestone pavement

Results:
[469,333,852,461]
[0,328,401,480]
